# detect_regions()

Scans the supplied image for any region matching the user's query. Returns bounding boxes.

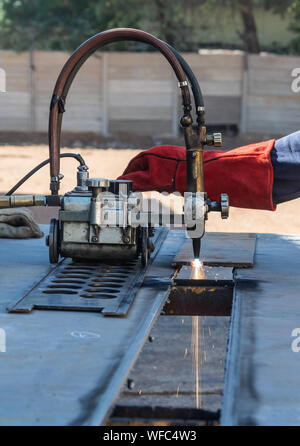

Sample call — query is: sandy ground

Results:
[1,144,300,234]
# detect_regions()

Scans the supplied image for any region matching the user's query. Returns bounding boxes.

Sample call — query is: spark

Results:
[192,316,200,409]
[184,347,188,358]
[176,385,180,398]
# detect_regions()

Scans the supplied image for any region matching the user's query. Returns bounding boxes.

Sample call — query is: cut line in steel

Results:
[110,405,220,425]
[164,265,234,316]
[8,228,168,316]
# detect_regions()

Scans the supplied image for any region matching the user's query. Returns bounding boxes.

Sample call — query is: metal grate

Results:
[8,228,168,316]
[8,259,143,315]
[42,262,138,300]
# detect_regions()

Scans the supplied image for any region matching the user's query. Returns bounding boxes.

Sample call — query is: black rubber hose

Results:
[63,40,205,124]
[163,41,205,112]
[6,153,86,196]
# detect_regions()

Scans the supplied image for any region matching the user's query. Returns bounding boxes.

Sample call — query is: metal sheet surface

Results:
[172,232,256,267]
[0,226,185,426]
[222,234,300,426]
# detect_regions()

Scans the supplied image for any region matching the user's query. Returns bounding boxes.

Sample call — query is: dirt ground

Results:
[1,142,300,234]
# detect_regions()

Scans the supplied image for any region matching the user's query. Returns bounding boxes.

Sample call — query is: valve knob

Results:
[86,178,110,189]
[205,132,223,147]
[213,133,222,147]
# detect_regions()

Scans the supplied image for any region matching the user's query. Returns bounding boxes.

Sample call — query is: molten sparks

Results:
[191,316,206,409]
[192,316,200,409]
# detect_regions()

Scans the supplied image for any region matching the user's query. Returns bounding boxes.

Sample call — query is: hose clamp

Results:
[178,81,188,88]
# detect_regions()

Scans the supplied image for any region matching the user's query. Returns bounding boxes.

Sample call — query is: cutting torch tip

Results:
[192,238,201,260]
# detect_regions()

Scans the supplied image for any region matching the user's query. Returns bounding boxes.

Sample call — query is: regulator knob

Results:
[86,178,110,190]
[213,133,222,147]
[205,132,223,147]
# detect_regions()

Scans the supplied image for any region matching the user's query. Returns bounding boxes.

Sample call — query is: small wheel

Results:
[48,218,60,264]
[220,193,229,219]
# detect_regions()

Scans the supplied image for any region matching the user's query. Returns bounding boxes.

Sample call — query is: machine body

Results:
[47,177,152,265]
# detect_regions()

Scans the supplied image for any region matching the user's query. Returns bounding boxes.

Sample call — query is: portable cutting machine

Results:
[0,28,229,267]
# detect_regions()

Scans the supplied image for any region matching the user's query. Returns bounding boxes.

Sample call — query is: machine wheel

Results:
[48,218,60,264]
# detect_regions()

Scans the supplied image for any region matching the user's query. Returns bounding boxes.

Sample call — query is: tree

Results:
[289,0,300,53]
[212,0,293,54]
[0,0,146,51]
[238,0,261,53]
[151,0,204,51]
[1,0,300,55]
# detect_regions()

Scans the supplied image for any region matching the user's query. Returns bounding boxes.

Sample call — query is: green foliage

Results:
[289,0,300,53]
[0,0,300,54]
[148,0,207,51]
[259,0,294,16]
[0,0,147,51]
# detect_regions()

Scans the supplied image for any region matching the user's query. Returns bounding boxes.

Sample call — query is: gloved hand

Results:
[0,208,44,239]
[118,140,276,210]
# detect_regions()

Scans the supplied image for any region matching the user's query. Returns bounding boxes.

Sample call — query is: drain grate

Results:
[7,228,168,316]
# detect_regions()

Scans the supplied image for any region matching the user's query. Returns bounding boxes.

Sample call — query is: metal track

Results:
[8,228,168,316]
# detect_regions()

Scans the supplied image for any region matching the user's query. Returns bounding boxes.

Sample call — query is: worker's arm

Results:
[118,131,300,211]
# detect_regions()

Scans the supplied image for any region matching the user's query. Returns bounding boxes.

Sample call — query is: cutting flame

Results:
[192,258,202,269]
[191,258,204,280]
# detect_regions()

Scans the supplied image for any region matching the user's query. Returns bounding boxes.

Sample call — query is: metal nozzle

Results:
[192,238,201,260]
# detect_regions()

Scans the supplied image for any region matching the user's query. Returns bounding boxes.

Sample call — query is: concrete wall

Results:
[0,50,299,137]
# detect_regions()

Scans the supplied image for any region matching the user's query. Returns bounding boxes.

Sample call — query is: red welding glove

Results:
[118,140,276,210]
